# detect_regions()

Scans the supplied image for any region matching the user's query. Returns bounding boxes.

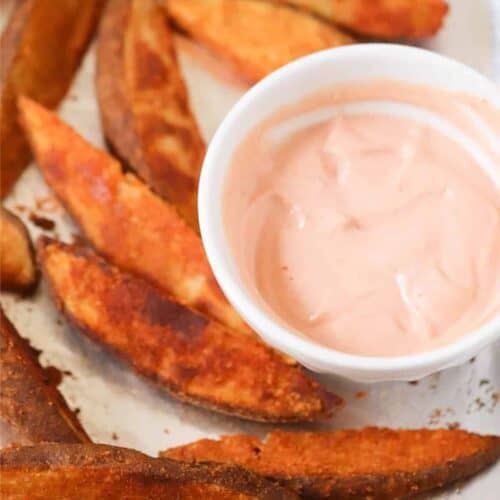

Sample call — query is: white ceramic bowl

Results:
[198,44,500,382]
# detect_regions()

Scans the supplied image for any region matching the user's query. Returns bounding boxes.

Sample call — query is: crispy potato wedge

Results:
[0,308,90,447]
[0,0,103,197]
[38,238,340,422]
[0,443,298,499]
[163,428,500,499]
[18,97,251,337]
[164,0,353,83]
[97,0,205,231]
[273,0,449,39]
[0,207,38,293]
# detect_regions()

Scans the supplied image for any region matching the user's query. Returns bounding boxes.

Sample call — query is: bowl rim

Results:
[198,43,500,376]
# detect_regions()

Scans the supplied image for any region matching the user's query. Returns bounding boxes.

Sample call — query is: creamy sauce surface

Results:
[223,81,500,356]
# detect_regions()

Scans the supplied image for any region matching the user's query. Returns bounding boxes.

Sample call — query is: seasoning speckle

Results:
[355,391,367,400]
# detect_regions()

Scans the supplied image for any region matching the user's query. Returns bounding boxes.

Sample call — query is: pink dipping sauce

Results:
[223,81,500,357]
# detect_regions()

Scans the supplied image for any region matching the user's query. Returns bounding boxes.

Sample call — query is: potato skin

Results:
[97,0,205,231]
[0,0,103,197]
[0,207,38,293]
[0,443,298,499]
[165,0,353,83]
[163,428,500,499]
[38,238,340,423]
[273,0,449,39]
[0,308,90,447]
[17,95,252,338]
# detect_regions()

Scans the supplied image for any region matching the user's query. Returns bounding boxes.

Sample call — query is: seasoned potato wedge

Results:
[97,0,205,231]
[0,207,37,293]
[0,0,103,197]
[273,0,449,39]
[18,96,251,337]
[0,308,90,447]
[164,428,500,499]
[38,238,340,423]
[164,0,353,83]
[0,443,297,499]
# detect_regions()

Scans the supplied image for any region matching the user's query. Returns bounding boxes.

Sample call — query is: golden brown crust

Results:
[0,207,38,293]
[163,428,500,499]
[164,0,353,83]
[0,308,90,448]
[0,443,298,499]
[17,96,251,338]
[274,0,448,39]
[0,0,103,197]
[97,0,205,231]
[38,238,340,423]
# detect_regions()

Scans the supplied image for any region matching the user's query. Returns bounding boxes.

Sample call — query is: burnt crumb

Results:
[252,447,261,456]
[43,366,63,387]
[479,379,490,387]
[56,318,64,326]
[408,380,419,386]
[63,369,73,378]
[112,432,119,441]
[29,212,56,231]
[428,408,442,425]
[447,422,461,430]
[465,387,498,414]
[467,397,486,414]
[355,391,367,400]
[74,408,81,416]
[469,357,476,364]
[428,407,455,426]
[474,398,485,410]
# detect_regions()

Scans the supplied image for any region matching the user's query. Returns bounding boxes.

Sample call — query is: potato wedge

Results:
[0,0,103,197]
[97,0,205,231]
[0,308,90,447]
[18,97,251,337]
[163,428,500,499]
[38,238,340,423]
[273,0,449,39]
[0,206,37,293]
[164,0,353,83]
[0,443,298,499]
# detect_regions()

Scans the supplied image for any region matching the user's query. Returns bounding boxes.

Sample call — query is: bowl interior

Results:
[199,44,500,381]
